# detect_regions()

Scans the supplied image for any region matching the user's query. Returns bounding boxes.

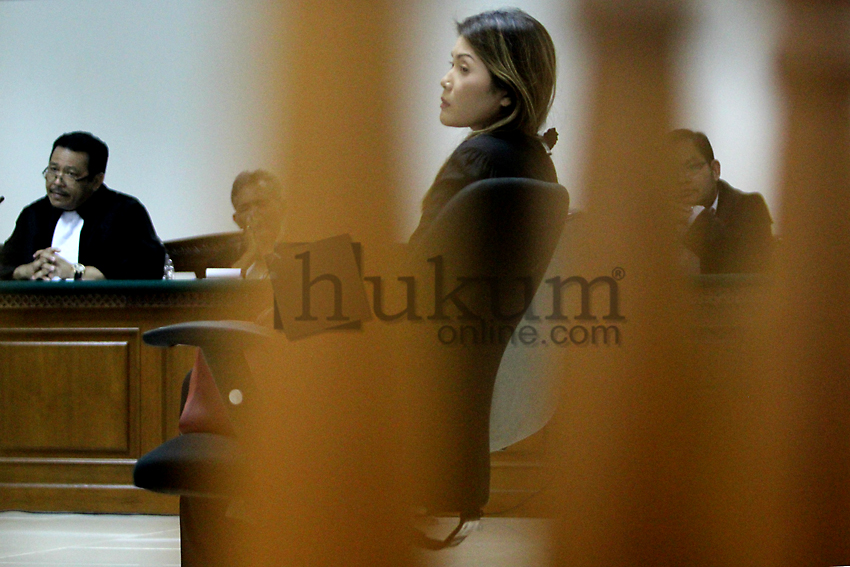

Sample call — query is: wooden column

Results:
[239,2,412,567]
[550,2,850,567]
[771,2,850,564]
[550,3,703,566]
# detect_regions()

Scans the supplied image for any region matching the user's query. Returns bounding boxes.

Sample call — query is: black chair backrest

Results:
[406,177,569,516]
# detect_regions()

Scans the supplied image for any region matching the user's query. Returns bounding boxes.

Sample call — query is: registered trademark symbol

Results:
[612,267,625,280]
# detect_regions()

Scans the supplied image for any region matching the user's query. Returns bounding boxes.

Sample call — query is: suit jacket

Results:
[0,185,166,279]
[684,180,773,274]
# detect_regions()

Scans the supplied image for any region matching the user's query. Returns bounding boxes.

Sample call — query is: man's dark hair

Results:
[669,129,715,163]
[51,131,109,176]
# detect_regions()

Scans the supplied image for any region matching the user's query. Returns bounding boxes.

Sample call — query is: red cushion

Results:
[178,348,235,436]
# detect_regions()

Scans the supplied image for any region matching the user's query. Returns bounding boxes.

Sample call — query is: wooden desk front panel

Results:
[0,281,269,514]
[0,328,138,455]
[0,277,763,516]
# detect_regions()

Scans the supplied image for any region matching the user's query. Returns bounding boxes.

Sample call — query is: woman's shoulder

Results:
[457,130,549,161]
[457,129,528,150]
[451,130,556,181]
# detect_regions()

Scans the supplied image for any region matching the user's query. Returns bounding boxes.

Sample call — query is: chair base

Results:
[180,495,251,567]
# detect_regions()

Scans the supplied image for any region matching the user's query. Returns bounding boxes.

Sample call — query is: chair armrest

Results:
[143,320,277,351]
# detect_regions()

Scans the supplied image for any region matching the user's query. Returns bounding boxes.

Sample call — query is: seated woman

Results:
[151,11,561,566]
[409,8,559,243]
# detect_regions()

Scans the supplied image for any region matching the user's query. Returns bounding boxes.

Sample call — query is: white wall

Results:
[0,0,782,243]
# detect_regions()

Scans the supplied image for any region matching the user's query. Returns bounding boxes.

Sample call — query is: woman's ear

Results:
[500,94,512,107]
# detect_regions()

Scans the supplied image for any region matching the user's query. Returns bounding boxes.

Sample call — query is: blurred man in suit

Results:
[670,129,773,274]
[230,169,285,279]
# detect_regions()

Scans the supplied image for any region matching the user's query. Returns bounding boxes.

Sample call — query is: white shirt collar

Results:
[51,210,84,264]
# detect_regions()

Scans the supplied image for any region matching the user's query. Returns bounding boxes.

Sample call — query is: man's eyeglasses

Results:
[43,166,92,185]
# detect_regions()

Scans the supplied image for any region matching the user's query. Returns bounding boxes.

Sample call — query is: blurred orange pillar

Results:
[771,1,850,564]
[238,2,413,566]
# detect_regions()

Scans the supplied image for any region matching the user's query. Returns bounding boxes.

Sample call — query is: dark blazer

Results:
[0,185,166,279]
[409,129,558,244]
[684,180,773,274]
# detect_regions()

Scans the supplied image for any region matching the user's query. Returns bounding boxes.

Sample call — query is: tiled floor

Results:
[421,517,551,567]
[0,512,180,566]
[0,512,550,566]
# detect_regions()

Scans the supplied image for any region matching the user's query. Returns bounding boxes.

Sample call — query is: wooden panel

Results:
[162,346,197,441]
[138,340,196,454]
[0,485,176,514]
[0,329,138,455]
[0,456,177,513]
[487,426,551,517]
[0,458,138,484]
[0,280,270,513]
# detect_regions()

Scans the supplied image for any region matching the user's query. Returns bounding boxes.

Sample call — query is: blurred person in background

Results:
[670,129,774,274]
[230,169,286,279]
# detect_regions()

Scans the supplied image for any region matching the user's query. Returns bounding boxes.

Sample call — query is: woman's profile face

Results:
[439,36,509,131]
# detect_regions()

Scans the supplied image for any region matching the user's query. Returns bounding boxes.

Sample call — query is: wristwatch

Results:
[73,263,86,281]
